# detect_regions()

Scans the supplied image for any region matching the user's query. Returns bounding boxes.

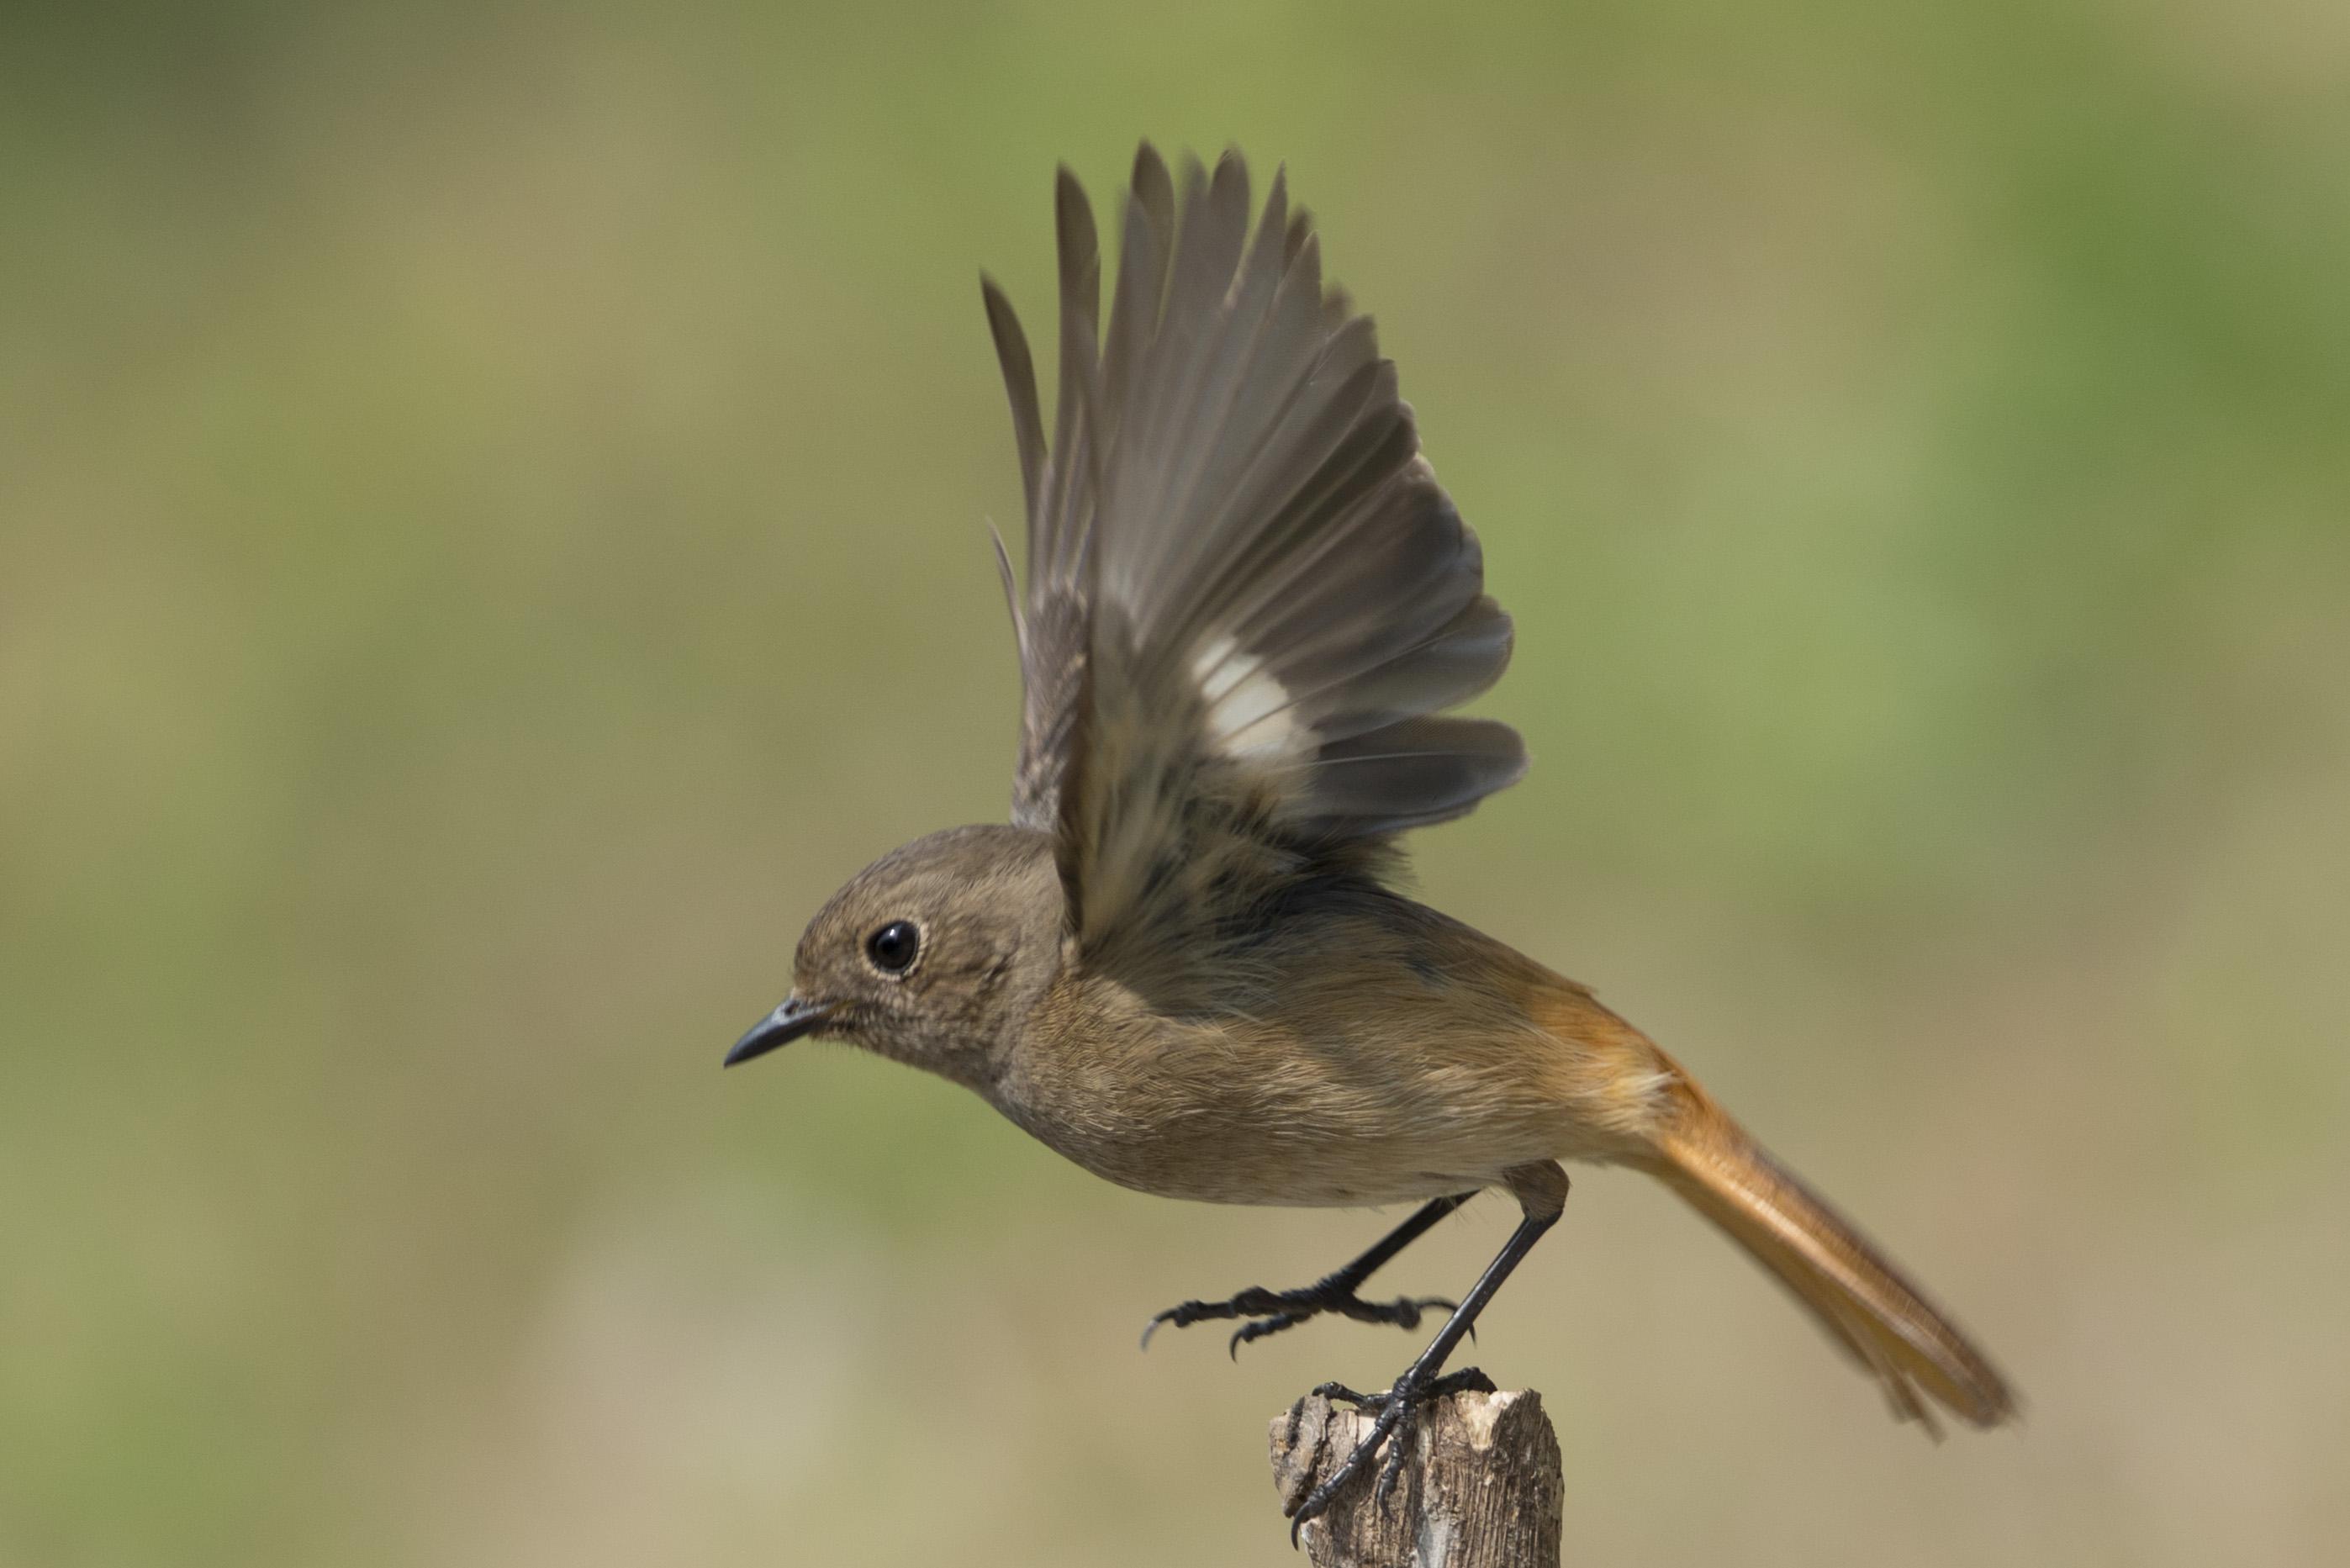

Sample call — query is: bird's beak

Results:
[724,996,838,1067]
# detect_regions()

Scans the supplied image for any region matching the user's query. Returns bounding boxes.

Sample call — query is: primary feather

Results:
[985,145,1526,997]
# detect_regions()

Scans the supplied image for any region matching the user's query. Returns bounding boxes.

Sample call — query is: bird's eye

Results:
[865,919,921,974]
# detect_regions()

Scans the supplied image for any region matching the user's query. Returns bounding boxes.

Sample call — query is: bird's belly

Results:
[1010,1108,1496,1207]
[988,1023,1590,1208]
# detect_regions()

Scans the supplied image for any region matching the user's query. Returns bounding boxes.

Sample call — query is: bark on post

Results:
[1269,1387,1563,1567]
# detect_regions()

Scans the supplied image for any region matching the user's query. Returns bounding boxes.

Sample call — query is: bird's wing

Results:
[983,145,1524,1000]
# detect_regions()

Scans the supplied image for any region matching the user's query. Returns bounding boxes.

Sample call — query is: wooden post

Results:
[1269,1388,1563,1568]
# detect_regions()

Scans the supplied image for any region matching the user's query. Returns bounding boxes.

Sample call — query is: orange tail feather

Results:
[1642,1077,2016,1432]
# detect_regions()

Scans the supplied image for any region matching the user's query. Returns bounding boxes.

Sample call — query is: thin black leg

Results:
[1143,1193,1475,1356]
[1320,1193,1473,1288]
[1286,1195,1563,1541]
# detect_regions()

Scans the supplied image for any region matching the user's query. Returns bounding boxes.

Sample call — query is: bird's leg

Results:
[1143,1193,1474,1357]
[1285,1164,1568,1544]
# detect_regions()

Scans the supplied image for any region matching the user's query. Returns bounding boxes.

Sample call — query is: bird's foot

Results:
[1141,1279,1457,1358]
[1286,1365,1498,1542]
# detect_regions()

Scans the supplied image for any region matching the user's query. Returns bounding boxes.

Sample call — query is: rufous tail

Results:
[1640,1072,2017,1433]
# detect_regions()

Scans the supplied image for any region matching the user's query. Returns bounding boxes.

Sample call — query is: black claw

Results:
[1448,1365,1497,1396]
[1374,1421,1410,1508]
[1230,1311,1311,1358]
[1285,1366,1502,1538]
[1146,1281,1450,1359]
[1392,1295,1457,1332]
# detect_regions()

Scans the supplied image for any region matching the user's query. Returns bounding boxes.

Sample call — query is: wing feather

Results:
[979,277,1044,525]
[985,146,1526,990]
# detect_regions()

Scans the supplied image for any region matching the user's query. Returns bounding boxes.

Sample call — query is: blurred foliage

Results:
[3,2,2346,1564]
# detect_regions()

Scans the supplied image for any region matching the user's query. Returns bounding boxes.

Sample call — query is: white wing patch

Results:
[1192,635,1311,762]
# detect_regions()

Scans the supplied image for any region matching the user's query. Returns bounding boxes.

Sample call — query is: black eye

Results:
[865,920,920,974]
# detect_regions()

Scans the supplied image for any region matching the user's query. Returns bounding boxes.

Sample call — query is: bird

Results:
[726,143,2016,1536]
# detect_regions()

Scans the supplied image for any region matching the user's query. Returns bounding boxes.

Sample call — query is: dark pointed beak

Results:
[724,997,838,1067]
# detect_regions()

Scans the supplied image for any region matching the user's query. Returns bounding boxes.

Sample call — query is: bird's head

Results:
[726,823,1062,1088]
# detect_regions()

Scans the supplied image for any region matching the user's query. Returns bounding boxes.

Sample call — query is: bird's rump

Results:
[982,145,1526,994]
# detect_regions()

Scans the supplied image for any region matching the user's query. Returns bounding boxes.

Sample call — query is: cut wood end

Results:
[1268,1387,1563,1567]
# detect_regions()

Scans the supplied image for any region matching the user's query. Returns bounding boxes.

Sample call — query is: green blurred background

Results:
[4,2,2346,1563]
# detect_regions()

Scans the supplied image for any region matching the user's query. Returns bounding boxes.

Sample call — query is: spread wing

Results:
[982,145,1524,1000]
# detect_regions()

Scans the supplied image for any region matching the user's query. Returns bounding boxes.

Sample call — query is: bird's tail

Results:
[1637,1070,2017,1432]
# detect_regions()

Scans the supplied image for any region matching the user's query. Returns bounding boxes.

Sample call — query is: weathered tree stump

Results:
[1269,1387,1563,1567]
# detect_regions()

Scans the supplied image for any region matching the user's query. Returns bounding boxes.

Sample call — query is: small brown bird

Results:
[728,145,2015,1533]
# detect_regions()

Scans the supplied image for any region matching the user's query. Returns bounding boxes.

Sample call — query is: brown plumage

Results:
[727,144,2015,1537]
